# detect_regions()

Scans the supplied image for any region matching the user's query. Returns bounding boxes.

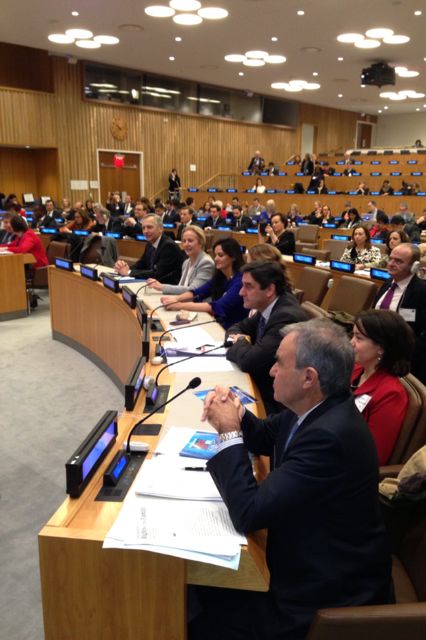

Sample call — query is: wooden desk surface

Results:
[0,252,35,320]
[39,269,269,640]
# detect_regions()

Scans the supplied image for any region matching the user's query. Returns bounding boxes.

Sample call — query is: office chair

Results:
[295,267,331,305]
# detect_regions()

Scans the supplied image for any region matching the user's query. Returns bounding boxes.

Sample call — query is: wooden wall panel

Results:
[0,52,371,205]
[0,43,53,92]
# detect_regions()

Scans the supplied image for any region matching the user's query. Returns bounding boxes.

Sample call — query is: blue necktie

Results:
[257,315,266,341]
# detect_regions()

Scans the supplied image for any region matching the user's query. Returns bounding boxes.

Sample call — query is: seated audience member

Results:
[0,212,15,243]
[30,204,46,229]
[305,200,322,225]
[91,206,111,233]
[366,200,385,223]
[123,194,134,216]
[375,243,426,384]
[307,170,327,194]
[85,199,96,219]
[264,213,295,255]
[340,224,381,269]
[147,225,214,295]
[390,214,420,242]
[226,261,307,413]
[351,309,414,465]
[4,194,26,216]
[61,198,72,218]
[414,207,426,232]
[414,138,423,148]
[203,204,223,230]
[121,203,148,237]
[370,211,389,241]
[164,199,181,224]
[248,197,263,219]
[39,199,64,228]
[267,161,279,176]
[320,204,334,225]
[355,181,369,196]
[115,214,183,283]
[301,152,314,175]
[60,210,95,233]
[287,203,303,226]
[0,215,48,270]
[379,180,394,196]
[160,237,247,329]
[176,206,196,240]
[262,199,276,221]
[397,202,416,224]
[247,150,265,174]
[229,205,252,231]
[371,229,409,268]
[194,319,393,640]
[253,177,266,194]
[401,180,417,197]
[286,153,301,165]
[106,192,124,216]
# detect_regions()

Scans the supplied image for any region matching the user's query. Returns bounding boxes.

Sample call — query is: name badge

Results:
[399,308,416,322]
[354,394,372,413]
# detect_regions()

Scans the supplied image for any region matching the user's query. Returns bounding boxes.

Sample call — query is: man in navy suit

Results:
[190,319,393,640]
[375,242,426,384]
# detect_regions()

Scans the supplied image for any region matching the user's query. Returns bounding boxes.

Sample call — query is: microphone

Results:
[126,377,201,454]
[155,319,217,357]
[149,303,170,332]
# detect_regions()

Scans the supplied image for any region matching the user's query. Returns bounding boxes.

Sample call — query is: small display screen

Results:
[112,454,128,480]
[103,276,118,291]
[293,254,315,265]
[323,223,337,228]
[80,265,97,279]
[135,234,146,241]
[371,268,392,281]
[331,235,350,240]
[105,232,122,238]
[41,228,56,234]
[122,288,134,305]
[55,258,73,271]
[73,230,90,236]
[82,420,116,480]
[330,260,354,272]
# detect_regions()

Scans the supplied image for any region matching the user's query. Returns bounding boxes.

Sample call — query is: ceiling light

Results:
[365,28,394,38]
[355,39,381,48]
[93,35,120,45]
[289,80,307,88]
[224,54,246,62]
[378,109,382,113]
[169,56,175,61]
[380,92,395,98]
[175,36,182,41]
[337,33,364,43]
[90,83,117,88]
[197,7,228,19]
[65,28,93,39]
[264,55,286,64]
[395,67,419,78]
[304,82,320,90]
[245,50,268,59]
[238,72,244,76]
[173,13,203,24]
[384,106,388,110]
[417,107,421,111]
[145,6,175,17]
[75,40,101,48]
[312,72,318,76]
[337,57,344,61]
[71,11,79,17]
[338,93,343,98]
[400,90,425,98]
[271,36,278,42]
[48,33,75,44]
[243,59,265,67]
[415,10,422,16]
[361,84,366,88]
[297,10,305,16]
[383,34,410,44]
[170,0,201,9]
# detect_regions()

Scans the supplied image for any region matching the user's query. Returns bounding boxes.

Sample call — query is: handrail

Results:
[198,173,238,190]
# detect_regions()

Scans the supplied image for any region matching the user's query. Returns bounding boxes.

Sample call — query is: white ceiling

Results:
[2,0,426,115]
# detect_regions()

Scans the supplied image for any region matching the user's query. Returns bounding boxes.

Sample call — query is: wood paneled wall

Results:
[0,53,371,204]
[0,148,58,200]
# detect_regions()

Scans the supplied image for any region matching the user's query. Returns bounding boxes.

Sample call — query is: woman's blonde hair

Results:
[182,224,206,249]
[247,243,293,288]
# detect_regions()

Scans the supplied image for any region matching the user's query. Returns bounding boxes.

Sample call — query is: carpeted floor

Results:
[0,293,124,640]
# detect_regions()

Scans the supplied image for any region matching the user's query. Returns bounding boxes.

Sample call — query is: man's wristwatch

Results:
[219,430,243,442]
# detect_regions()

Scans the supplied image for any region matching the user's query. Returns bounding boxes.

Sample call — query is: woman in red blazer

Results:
[1,214,48,269]
[351,309,415,465]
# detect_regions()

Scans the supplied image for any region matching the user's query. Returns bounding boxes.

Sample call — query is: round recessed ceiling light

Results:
[245,50,268,59]
[338,93,343,98]
[48,33,75,44]
[416,107,421,111]
[383,34,410,44]
[297,10,305,16]
[75,39,101,48]
[175,36,182,41]
[71,11,79,17]
[224,54,246,62]
[384,106,388,109]
[304,82,321,90]
[243,58,265,67]
[271,82,302,92]
[264,55,286,64]
[271,36,278,42]
[365,28,394,39]
[173,13,203,24]
[197,7,228,19]
[312,72,318,76]
[337,56,344,61]
[145,6,175,17]
[94,35,120,45]
[238,72,244,76]
[337,33,364,43]
[170,0,201,9]
[397,68,419,78]
[378,109,382,113]
[169,56,175,61]
[415,10,422,16]
[66,28,93,39]
[355,39,381,49]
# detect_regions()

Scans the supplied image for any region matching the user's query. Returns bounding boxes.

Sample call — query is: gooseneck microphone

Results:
[126,377,201,454]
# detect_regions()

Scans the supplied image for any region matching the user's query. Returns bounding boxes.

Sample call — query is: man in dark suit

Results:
[114,214,183,283]
[39,199,64,228]
[226,261,307,413]
[202,204,223,230]
[374,242,426,384]
[176,206,196,240]
[229,206,252,231]
[0,212,15,243]
[191,319,393,640]
[247,150,265,174]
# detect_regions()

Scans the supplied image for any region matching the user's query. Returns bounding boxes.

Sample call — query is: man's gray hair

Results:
[144,213,163,228]
[280,319,354,397]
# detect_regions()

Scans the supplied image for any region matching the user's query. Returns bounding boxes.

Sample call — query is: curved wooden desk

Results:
[39,267,269,640]
[0,252,35,321]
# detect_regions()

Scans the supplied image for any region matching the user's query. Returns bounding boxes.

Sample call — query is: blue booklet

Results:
[179,431,220,460]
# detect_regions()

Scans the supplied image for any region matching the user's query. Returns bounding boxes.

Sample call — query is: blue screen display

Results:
[106,232,121,238]
[82,420,116,481]
[293,254,315,265]
[112,454,128,480]
[55,258,72,270]
[122,288,133,304]
[330,260,353,272]
[331,235,350,240]
[371,268,391,281]
[80,265,96,279]
[135,235,147,241]
[41,227,56,234]
[104,276,117,290]
[73,230,90,236]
